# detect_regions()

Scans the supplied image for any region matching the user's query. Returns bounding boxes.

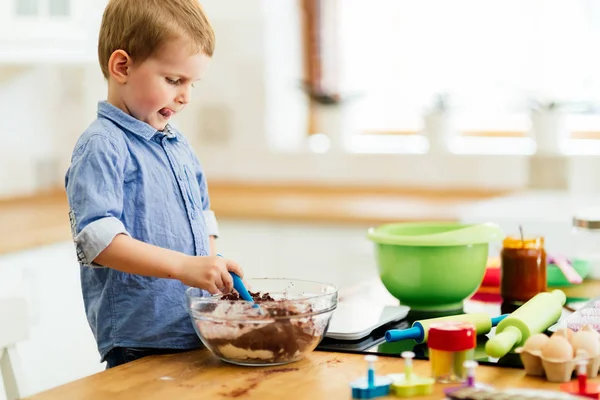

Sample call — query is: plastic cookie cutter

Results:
[464,360,477,388]
[443,360,493,397]
[560,357,600,399]
[350,355,392,399]
[388,351,434,397]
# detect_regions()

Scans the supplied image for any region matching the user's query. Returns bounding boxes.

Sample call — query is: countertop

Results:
[0,189,72,255]
[23,280,600,400]
[0,183,508,255]
[21,349,575,400]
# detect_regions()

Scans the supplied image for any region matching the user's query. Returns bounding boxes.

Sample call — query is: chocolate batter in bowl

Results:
[185,278,338,366]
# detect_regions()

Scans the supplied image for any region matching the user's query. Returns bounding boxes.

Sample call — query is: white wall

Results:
[0,66,59,196]
[173,0,534,191]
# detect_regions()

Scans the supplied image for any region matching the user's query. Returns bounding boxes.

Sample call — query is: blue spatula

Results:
[216,254,263,313]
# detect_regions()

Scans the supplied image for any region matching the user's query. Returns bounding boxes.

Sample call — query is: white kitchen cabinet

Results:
[0,0,106,63]
[0,242,104,398]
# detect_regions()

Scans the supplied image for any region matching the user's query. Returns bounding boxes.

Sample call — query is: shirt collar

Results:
[97,101,178,140]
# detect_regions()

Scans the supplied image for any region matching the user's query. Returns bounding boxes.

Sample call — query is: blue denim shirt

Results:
[65,101,217,361]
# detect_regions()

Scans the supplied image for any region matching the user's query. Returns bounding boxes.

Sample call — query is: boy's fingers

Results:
[205,283,220,295]
[213,274,225,292]
[221,271,233,293]
[225,260,243,278]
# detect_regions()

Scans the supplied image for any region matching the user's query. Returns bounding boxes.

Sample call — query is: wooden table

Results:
[24,280,600,400]
[22,348,575,400]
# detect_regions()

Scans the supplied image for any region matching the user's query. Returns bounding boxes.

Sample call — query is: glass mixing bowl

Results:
[186,278,338,366]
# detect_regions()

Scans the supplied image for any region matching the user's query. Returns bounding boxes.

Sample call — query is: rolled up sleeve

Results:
[66,135,130,267]
[202,210,219,237]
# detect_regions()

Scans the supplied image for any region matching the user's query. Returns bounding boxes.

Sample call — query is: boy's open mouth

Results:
[159,108,173,118]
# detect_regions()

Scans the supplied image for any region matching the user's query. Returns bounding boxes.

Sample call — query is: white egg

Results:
[571,330,600,357]
[541,335,574,361]
[524,333,550,353]
[581,324,600,339]
[552,327,574,342]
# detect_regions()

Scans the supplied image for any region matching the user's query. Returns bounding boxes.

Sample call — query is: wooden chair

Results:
[0,297,28,400]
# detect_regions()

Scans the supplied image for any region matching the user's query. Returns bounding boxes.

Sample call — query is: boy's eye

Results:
[166,77,180,85]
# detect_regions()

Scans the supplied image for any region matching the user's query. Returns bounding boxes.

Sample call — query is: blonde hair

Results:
[98,0,215,79]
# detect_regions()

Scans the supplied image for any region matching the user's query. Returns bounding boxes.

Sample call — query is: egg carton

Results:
[517,348,600,383]
[516,327,600,383]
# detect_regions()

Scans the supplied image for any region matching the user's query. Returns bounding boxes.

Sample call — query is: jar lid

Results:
[573,208,600,230]
[428,322,476,352]
[573,217,600,230]
[502,236,544,249]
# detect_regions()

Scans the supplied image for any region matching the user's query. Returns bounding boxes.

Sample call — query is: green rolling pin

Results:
[485,289,566,358]
[385,313,508,343]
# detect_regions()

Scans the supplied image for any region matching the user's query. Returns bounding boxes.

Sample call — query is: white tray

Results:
[325,303,409,341]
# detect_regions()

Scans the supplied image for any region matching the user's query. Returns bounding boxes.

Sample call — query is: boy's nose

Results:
[177,86,191,105]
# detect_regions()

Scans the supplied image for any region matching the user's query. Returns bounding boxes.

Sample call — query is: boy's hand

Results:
[176,255,243,294]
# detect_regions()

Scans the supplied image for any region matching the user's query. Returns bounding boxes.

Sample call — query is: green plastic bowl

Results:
[547,259,591,287]
[367,222,505,311]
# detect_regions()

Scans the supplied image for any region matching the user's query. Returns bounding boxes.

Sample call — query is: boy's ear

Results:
[108,50,132,84]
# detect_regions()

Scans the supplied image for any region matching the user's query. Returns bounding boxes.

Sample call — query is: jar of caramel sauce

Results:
[500,236,547,304]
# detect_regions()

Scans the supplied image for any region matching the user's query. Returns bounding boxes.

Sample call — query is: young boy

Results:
[64,0,243,368]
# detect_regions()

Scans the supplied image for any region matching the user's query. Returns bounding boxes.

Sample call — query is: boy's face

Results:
[117,37,211,131]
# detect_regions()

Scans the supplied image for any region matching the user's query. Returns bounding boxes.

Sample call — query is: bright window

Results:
[335,0,600,154]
